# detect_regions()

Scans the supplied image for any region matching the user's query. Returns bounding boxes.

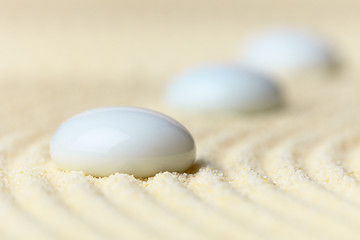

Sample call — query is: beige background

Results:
[0,0,359,81]
[1,0,360,239]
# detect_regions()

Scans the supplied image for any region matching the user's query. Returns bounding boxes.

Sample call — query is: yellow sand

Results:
[1,0,360,239]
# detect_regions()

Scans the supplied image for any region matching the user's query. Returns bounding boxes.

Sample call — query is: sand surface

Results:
[1,0,360,239]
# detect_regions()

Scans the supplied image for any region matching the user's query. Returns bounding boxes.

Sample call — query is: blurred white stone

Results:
[240,29,338,80]
[166,63,282,112]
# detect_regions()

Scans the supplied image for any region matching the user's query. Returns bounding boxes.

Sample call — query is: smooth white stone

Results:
[166,63,282,112]
[240,29,337,79]
[50,107,196,177]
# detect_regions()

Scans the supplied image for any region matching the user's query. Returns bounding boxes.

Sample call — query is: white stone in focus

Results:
[50,107,196,177]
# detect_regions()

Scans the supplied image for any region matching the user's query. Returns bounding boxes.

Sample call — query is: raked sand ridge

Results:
[1,0,360,239]
[0,76,360,239]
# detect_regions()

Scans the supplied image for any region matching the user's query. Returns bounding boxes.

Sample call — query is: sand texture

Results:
[1,0,360,239]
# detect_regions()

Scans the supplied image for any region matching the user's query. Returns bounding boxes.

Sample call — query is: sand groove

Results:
[2,78,360,240]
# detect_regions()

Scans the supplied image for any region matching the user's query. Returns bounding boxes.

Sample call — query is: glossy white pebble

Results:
[50,107,196,177]
[240,29,337,79]
[166,63,282,112]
